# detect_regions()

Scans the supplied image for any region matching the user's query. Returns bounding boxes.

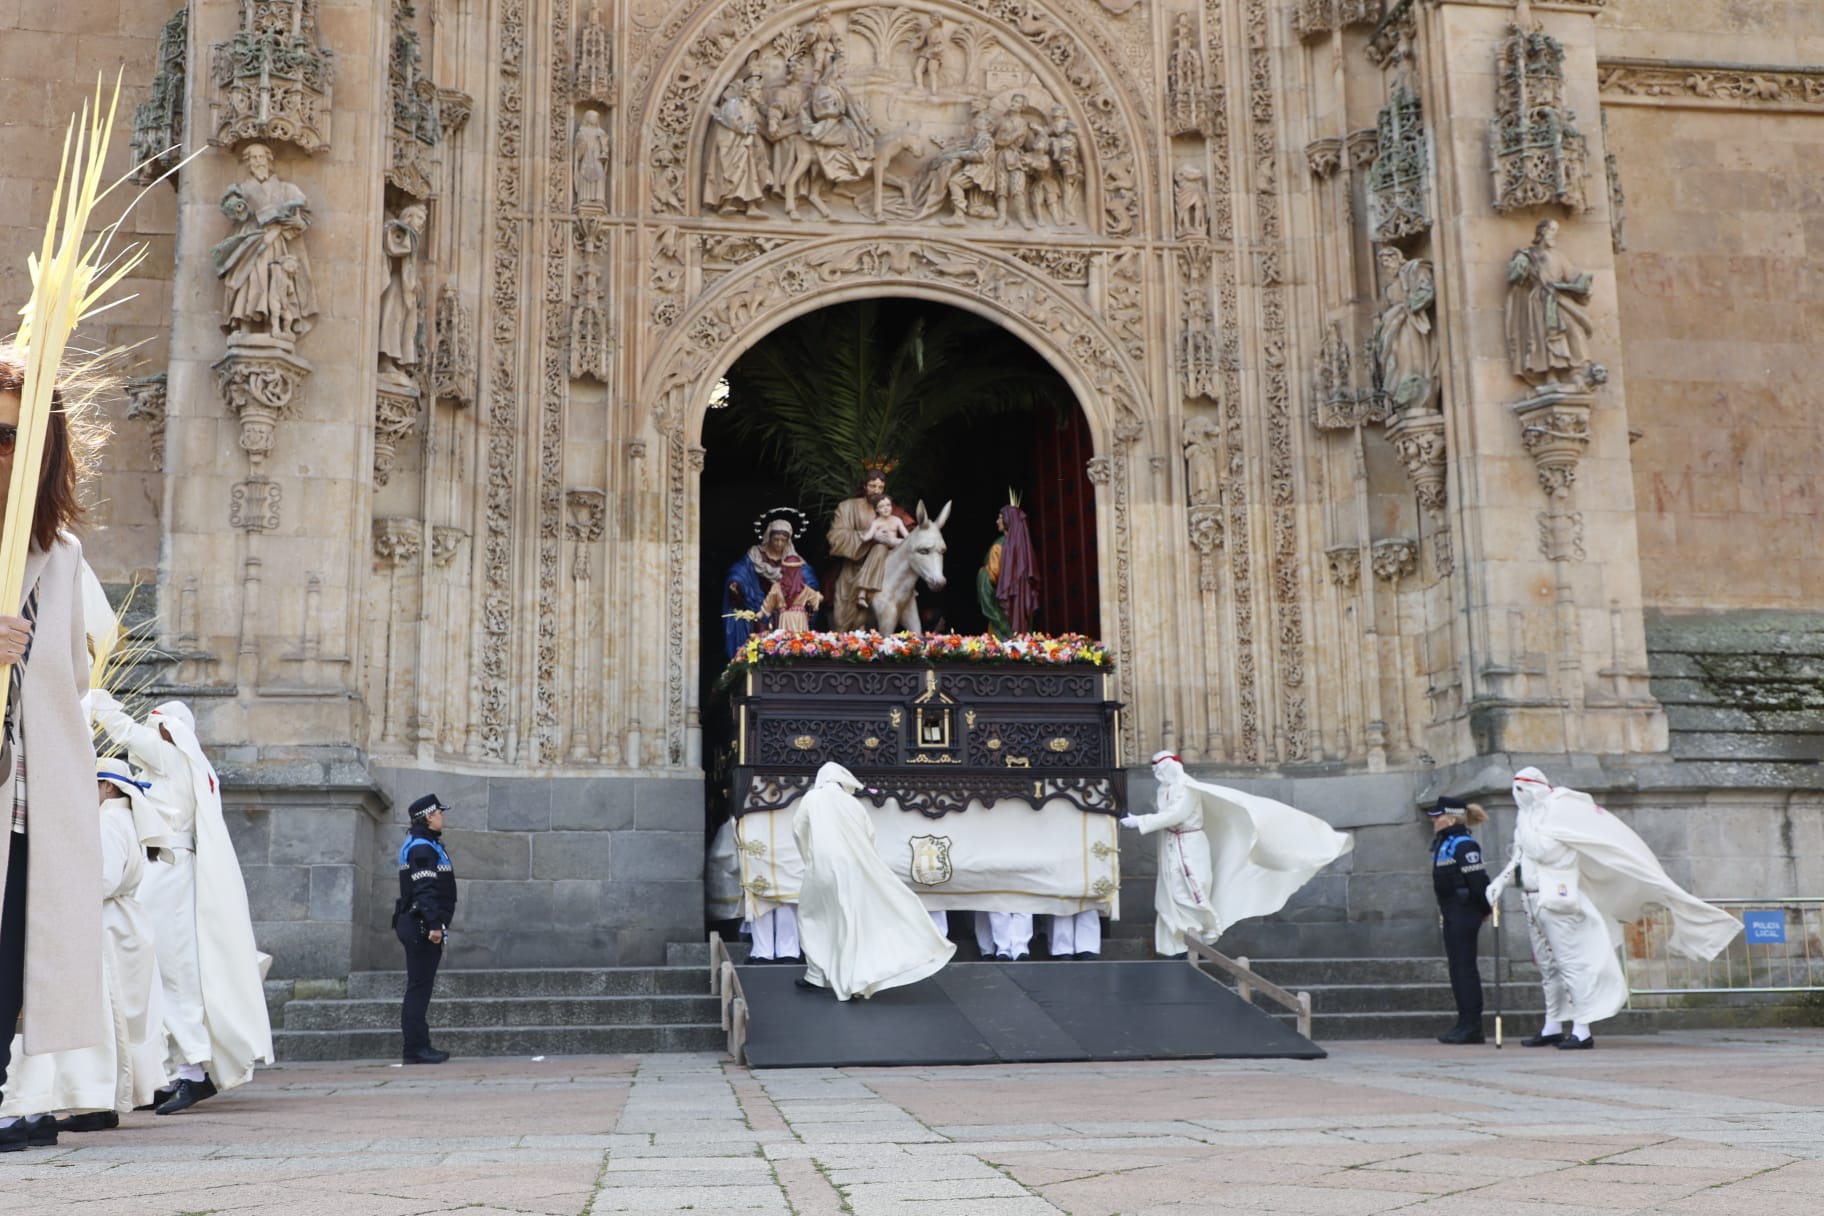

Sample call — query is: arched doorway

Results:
[697,297,1101,699]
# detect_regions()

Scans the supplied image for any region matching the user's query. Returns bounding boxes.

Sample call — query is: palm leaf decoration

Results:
[725,300,1061,515]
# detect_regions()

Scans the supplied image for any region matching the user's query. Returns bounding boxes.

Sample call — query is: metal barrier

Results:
[708,931,750,1063]
[1623,898,1824,1002]
[1186,939,1314,1040]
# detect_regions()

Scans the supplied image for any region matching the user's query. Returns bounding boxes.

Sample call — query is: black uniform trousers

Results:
[1440,900,1484,1028]
[400,934,443,1055]
[0,833,28,1100]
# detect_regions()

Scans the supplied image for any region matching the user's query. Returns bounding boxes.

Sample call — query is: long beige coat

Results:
[0,536,104,1055]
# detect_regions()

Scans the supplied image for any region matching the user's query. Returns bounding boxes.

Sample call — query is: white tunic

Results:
[0,798,164,1116]
[1130,782,1223,955]
[793,764,956,1000]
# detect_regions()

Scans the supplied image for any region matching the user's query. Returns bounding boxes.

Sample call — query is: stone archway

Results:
[639,235,1147,770]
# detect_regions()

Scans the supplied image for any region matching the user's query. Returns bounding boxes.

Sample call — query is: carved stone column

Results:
[374,380,423,486]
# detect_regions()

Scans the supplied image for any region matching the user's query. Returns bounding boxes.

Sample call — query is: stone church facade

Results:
[1,0,1818,980]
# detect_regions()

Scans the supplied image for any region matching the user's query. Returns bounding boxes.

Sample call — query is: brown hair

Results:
[1461,803,1489,828]
[0,342,97,550]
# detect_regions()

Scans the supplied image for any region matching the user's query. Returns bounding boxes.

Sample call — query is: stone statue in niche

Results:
[1167,13,1207,137]
[211,142,318,352]
[912,15,954,92]
[378,202,428,378]
[1504,218,1598,389]
[1173,165,1208,241]
[1370,246,1439,415]
[1183,414,1221,506]
[705,76,770,217]
[574,109,610,213]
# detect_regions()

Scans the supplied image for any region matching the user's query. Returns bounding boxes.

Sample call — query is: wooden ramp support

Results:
[1186,938,1314,1041]
[709,931,749,1064]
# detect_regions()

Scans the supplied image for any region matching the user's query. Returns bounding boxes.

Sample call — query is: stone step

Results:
[1246,957,1542,988]
[346,966,709,1000]
[1288,1008,1660,1042]
[273,1023,726,1062]
[1664,730,1823,763]
[1294,983,1552,1015]
[284,994,721,1032]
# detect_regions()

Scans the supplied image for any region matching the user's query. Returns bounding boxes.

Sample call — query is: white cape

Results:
[0,797,165,1116]
[1176,773,1355,940]
[1523,779,1740,962]
[793,763,955,1000]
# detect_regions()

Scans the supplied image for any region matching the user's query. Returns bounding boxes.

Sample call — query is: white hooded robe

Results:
[793,763,956,1000]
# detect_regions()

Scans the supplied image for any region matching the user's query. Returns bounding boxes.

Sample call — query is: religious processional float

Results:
[718,628,1125,926]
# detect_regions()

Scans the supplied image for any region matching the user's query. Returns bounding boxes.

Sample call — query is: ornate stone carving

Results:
[1370,538,1417,583]
[1309,321,1378,431]
[1364,0,1415,70]
[1188,504,1223,593]
[1513,393,1592,501]
[649,0,1138,236]
[575,111,611,215]
[214,143,317,355]
[1183,413,1219,506]
[1305,137,1342,179]
[1167,13,1208,136]
[1326,545,1360,589]
[125,374,168,471]
[571,260,612,383]
[1344,127,1378,170]
[1294,0,1377,42]
[1597,58,1824,112]
[209,0,336,154]
[229,477,282,532]
[1602,110,1625,253]
[1177,246,1217,402]
[1009,246,1088,284]
[379,204,428,377]
[431,526,468,568]
[576,0,614,105]
[1370,247,1438,417]
[130,7,189,186]
[437,88,474,136]
[214,348,308,468]
[1537,509,1586,563]
[1491,24,1590,215]
[1504,219,1602,390]
[1433,524,1454,578]
[373,381,422,486]
[374,518,424,567]
[388,1,443,199]
[430,285,476,407]
[539,0,576,762]
[1366,82,1430,242]
[564,489,607,542]
[1386,410,1448,512]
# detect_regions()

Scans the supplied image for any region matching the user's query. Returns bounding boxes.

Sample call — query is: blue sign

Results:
[1743,910,1786,944]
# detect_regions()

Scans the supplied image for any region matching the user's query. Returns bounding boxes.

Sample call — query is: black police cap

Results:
[409,793,451,819]
[1425,794,1469,818]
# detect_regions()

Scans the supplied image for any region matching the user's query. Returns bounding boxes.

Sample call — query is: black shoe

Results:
[1521,1031,1566,1047]
[155,1076,218,1115]
[56,1111,119,1133]
[134,1084,176,1112]
[403,1048,450,1065]
[23,1115,58,1147]
[0,1122,27,1153]
[793,976,823,990]
[1557,1034,1595,1050]
[1073,952,1099,961]
[1437,1024,1486,1045]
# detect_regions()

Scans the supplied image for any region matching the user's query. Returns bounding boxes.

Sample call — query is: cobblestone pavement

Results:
[2,1030,1821,1215]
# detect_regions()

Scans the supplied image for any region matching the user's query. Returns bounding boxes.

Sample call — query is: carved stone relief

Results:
[374,518,425,566]
[214,349,309,468]
[430,285,476,406]
[209,0,336,153]
[1166,13,1208,137]
[431,526,469,568]
[1172,164,1208,240]
[388,1,444,198]
[1504,219,1602,391]
[1601,110,1625,253]
[130,7,188,185]
[1293,0,1377,43]
[1325,545,1360,589]
[576,109,612,213]
[1370,537,1417,583]
[373,382,423,486]
[1365,82,1429,243]
[571,260,612,382]
[1537,509,1586,563]
[125,374,169,471]
[1514,396,1592,501]
[1177,245,1217,401]
[1597,58,1824,112]
[577,0,615,105]
[1386,410,1448,512]
[214,143,317,356]
[647,0,1141,238]
[230,477,282,532]
[1490,24,1590,215]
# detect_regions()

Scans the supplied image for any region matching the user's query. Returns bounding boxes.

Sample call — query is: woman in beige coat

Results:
[0,344,104,1151]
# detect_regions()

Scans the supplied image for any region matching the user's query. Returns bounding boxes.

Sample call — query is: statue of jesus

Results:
[827,462,897,631]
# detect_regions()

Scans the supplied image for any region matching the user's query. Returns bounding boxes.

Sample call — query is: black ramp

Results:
[738,961,1326,1069]
[1009,961,1326,1061]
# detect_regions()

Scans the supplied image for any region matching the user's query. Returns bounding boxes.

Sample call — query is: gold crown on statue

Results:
[861,457,899,478]
[1007,487,1023,508]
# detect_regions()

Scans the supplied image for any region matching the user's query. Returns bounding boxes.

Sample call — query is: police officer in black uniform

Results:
[1427,795,1491,1045]
[396,793,458,1064]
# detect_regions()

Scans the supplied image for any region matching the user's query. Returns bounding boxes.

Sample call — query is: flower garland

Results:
[718,630,1112,689]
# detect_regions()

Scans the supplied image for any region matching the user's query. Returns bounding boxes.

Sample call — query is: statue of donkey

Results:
[832,499,950,636]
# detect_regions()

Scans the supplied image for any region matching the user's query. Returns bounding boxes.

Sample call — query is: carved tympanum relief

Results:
[210,0,335,154]
[1490,24,1589,215]
[655,2,1132,235]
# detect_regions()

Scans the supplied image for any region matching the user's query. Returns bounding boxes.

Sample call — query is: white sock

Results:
[1571,1022,1592,1041]
[177,1063,206,1083]
[1539,1019,1564,1036]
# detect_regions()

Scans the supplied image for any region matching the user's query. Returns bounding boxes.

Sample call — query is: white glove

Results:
[82,687,121,717]
[1484,855,1519,908]
[1119,814,1141,829]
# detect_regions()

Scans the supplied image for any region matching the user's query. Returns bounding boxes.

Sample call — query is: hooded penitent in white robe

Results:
[1488,767,1740,1025]
[1127,752,1355,956]
[0,783,165,1116]
[793,763,956,1000]
[87,692,273,1090]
